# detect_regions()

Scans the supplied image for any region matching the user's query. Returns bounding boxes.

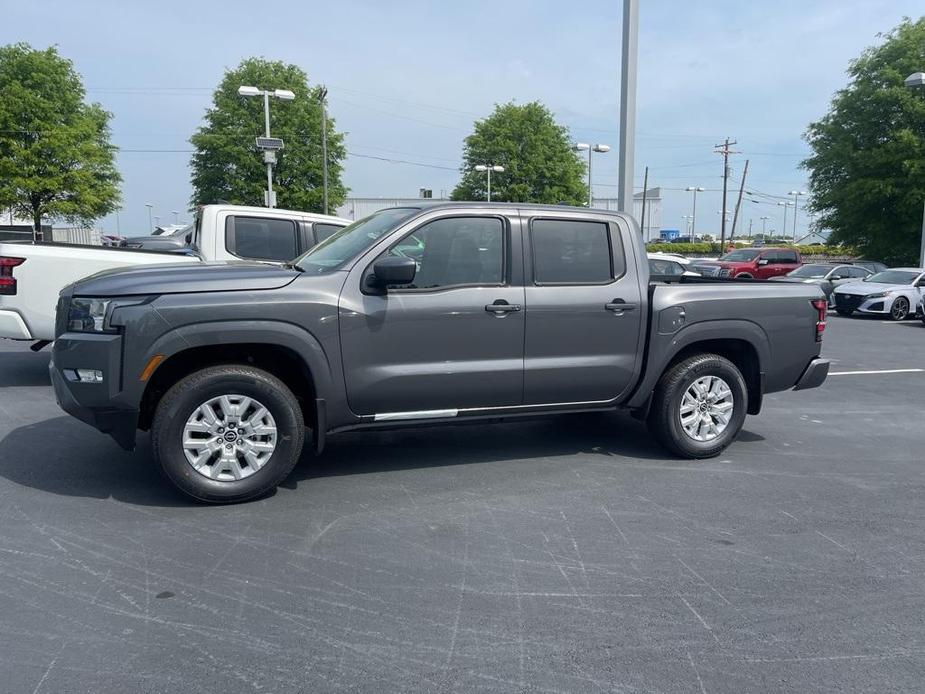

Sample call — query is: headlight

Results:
[68,298,115,333]
[865,292,890,299]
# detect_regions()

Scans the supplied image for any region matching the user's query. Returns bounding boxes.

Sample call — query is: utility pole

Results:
[617,0,639,214]
[639,166,649,238]
[730,159,750,240]
[319,85,330,215]
[714,138,739,250]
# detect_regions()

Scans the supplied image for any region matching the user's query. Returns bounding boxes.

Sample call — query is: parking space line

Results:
[828,368,924,376]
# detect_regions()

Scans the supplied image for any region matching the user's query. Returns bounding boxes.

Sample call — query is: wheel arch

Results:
[627,320,768,416]
[137,321,334,433]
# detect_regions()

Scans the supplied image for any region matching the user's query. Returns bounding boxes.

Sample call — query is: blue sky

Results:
[3,0,923,237]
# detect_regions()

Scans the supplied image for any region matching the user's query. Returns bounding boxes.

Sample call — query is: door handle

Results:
[605,299,637,312]
[485,300,522,314]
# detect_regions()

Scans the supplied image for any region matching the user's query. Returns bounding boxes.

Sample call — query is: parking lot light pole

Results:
[685,186,704,237]
[904,72,925,267]
[473,165,504,202]
[574,143,611,207]
[238,85,296,208]
[144,203,154,233]
[788,190,806,243]
[760,215,770,236]
[778,201,794,239]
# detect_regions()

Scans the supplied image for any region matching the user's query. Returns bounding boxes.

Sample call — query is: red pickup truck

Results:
[704,247,802,279]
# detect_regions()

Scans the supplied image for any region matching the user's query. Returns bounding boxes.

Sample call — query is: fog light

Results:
[75,369,104,383]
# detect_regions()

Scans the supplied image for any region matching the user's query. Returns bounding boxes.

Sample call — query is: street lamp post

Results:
[171,210,180,224]
[685,186,704,238]
[904,72,925,267]
[575,143,611,207]
[144,203,154,233]
[473,165,504,202]
[238,85,296,208]
[788,190,806,243]
[760,216,770,237]
[681,214,693,235]
[777,201,794,239]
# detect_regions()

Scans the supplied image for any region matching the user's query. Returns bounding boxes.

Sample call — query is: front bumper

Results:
[793,358,830,391]
[50,332,138,450]
[833,293,893,315]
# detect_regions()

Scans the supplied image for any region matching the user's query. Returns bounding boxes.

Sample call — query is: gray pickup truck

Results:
[51,203,830,502]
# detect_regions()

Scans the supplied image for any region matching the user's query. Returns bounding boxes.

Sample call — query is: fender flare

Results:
[144,320,336,403]
[625,318,770,411]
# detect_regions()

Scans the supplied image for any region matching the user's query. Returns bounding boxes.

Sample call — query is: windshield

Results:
[719,249,761,261]
[864,270,920,285]
[789,264,832,278]
[293,208,419,274]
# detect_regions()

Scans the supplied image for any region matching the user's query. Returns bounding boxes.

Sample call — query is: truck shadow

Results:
[0,350,51,387]
[0,413,764,505]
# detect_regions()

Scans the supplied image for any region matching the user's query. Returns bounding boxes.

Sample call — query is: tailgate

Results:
[0,243,199,341]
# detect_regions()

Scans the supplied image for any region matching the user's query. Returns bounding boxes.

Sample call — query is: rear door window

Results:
[531,219,616,284]
[226,216,299,262]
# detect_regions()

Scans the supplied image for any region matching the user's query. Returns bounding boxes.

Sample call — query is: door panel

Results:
[338,213,525,416]
[523,216,644,404]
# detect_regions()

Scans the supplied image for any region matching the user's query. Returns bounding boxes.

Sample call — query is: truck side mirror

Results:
[370,256,417,288]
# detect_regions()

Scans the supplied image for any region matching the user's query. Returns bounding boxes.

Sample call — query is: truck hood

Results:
[768,276,825,284]
[69,261,301,297]
[833,281,905,295]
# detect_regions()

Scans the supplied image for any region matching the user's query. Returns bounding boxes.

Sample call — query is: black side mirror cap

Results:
[370,256,417,288]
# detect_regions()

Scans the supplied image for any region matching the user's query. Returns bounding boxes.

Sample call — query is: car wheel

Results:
[647,354,748,459]
[890,297,910,321]
[735,273,753,280]
[836,308,852,317]
[151,365,305,503]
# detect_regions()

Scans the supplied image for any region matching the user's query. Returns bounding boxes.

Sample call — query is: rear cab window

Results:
[225,216,300,262]
[530,218,624,284]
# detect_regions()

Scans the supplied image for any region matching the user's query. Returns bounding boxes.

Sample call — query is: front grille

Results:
[835,293,864,311]
[718,268,732,278]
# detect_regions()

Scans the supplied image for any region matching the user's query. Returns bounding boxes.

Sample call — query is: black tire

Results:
[889,297,909,321]
[151,365,305,503]
[836,308,852,317]
[735,273,753,280]
[647,353,748,459]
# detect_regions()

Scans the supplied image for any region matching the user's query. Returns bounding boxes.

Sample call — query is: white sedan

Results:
[832,268,925,320]
[647,253,701,279]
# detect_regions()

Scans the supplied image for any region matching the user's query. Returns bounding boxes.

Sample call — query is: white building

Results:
[336,188,662,240]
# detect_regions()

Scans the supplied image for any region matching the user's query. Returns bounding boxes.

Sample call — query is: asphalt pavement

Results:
[0,314,923,693]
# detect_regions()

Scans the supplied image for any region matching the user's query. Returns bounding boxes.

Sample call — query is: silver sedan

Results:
[769,263,871,306]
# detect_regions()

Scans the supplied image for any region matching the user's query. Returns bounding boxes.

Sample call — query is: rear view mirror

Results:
[371,256,417,288]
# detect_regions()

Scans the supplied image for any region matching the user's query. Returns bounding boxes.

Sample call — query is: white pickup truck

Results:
[0,204,350,346]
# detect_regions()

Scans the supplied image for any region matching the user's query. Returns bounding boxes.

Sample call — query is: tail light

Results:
[811,298,827,342]
[0,256,25,295]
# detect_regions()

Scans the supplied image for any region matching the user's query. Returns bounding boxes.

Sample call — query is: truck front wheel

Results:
[151,365,305,503]
[647,354,747,458]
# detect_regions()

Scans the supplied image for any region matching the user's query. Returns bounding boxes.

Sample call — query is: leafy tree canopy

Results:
[451,102,587,205]
[803,18,925,265]
[0,43,121,232]
[190,58,346,213]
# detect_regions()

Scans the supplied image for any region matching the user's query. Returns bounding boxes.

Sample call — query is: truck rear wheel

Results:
[647,354,747,459]
[151,365,305,503]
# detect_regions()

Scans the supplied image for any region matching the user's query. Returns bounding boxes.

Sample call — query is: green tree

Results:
[451,102,587,205]
[190,58,346,212]
[0,43,121,237]
[803,18,925,265]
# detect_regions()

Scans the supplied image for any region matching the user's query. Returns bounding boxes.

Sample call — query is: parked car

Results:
[847,260,888,274]
[0,205,350,346]
[918,294,925,324]
[50,202,830,502]
[708,247,802,279]
[832,268,925,320]
[770,263,871,306]
[647,253,701,281]
[119,223,194,251]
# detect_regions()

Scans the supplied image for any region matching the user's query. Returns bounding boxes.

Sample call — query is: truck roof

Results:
[201,204,351,225]
[378,201,633,217]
